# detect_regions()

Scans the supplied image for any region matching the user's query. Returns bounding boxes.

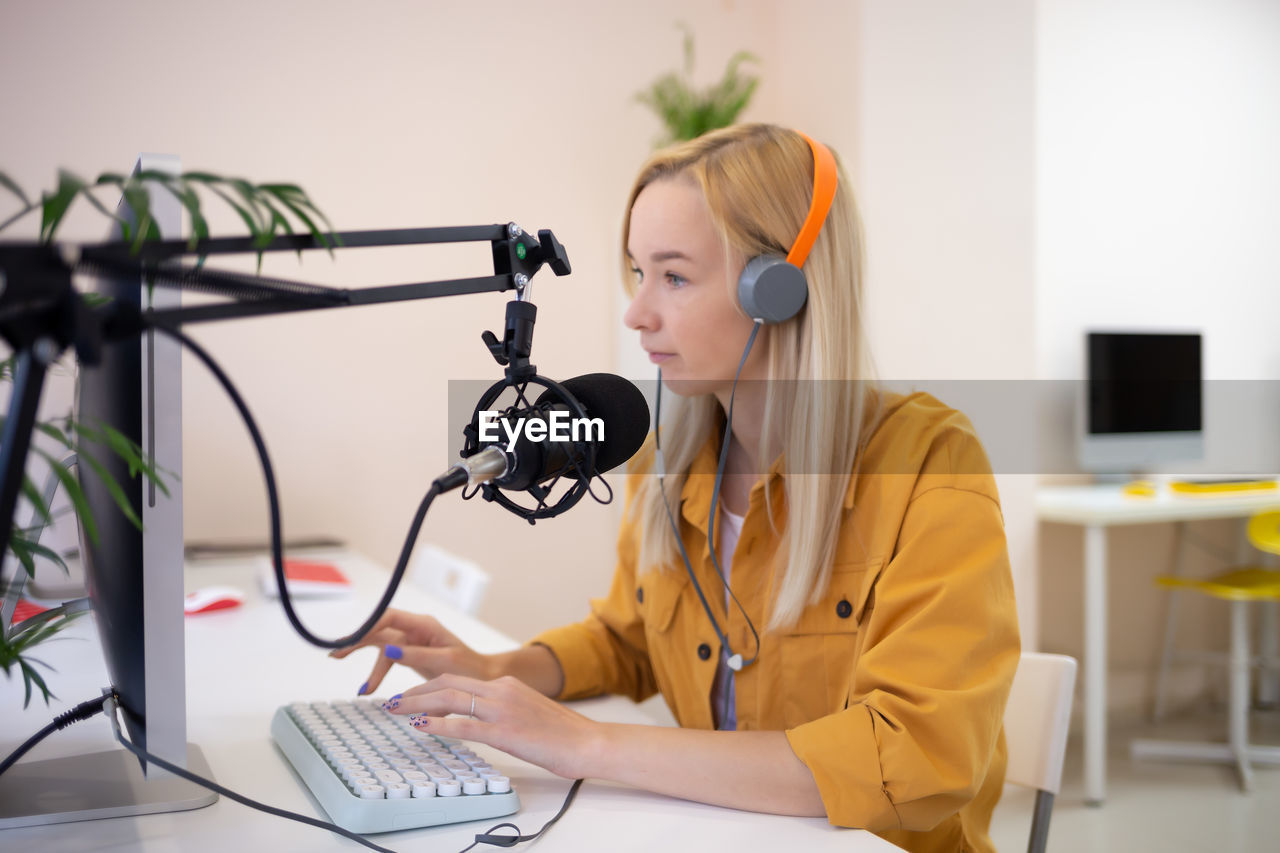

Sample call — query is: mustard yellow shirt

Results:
[533,392,1021,853]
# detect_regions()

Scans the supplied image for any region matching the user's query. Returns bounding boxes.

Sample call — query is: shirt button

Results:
[636,587,644,604]
[836,599,853,619]
[697,643,712,661]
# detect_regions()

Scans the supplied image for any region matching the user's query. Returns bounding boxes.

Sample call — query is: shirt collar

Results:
[678,433,859,526]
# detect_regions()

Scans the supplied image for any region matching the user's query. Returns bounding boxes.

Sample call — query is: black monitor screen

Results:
[1087,332,1202,435]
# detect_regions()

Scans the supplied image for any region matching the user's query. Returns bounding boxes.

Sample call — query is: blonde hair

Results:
[621,123,878,631]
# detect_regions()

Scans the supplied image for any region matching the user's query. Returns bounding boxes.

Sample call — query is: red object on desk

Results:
[283,559,348,585]
[12,599,50,624]
[258,558,352,598]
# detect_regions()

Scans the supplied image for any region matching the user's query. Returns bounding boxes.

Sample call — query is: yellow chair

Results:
[1135,510,1280,790]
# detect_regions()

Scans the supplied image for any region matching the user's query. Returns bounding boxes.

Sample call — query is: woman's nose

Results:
[623,284,658,332]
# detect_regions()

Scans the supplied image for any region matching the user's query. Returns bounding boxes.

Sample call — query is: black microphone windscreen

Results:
[537,373,650,474]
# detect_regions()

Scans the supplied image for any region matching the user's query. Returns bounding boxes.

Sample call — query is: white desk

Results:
[0,551,900,852]
[1036,484,1280,806]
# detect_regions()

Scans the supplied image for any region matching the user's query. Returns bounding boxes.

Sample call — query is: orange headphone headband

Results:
[786,132,839,270]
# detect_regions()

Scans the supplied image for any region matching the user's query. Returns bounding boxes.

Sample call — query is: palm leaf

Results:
[29,447,97,545]
[40,170,87,243]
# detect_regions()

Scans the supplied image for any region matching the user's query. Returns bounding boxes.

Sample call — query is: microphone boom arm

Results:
[0,221,572,566]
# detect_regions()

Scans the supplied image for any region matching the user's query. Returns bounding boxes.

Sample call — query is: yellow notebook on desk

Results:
[1168,478,1279,496]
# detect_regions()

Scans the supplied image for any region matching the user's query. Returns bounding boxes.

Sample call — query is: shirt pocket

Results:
[636,568,692,718]
[776,558,883,726]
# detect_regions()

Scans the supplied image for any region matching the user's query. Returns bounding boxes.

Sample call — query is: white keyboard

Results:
[270,698,519,834]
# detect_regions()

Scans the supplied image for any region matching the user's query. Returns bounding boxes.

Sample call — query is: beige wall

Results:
[0,0,775,641]
[3,1,1042,660]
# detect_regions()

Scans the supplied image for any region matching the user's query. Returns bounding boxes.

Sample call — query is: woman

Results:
[332,123,1020,853]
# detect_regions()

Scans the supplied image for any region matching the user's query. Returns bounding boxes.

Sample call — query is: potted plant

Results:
[0,169,335,706]
[634,23,761,146]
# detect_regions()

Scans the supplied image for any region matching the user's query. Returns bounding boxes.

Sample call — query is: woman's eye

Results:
[630,267,643,283]
[665,273,687,288]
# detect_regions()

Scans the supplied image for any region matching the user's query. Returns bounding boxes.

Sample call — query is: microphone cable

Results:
[147,317,447,650]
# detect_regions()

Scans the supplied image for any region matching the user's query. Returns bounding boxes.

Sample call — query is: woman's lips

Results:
[647,351,674,364]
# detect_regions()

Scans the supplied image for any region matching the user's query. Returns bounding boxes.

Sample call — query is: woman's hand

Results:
[388,673,602,780]
[328,608,494,696]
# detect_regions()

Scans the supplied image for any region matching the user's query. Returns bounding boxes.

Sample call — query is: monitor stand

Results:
[0,743,217,829]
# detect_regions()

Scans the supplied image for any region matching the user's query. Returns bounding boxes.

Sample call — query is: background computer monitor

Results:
[1078,330,1203,475]
[0,154,215,828]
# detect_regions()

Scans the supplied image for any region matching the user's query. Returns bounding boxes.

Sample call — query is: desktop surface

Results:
[0,550,900,852]
[1036,481,1280,526]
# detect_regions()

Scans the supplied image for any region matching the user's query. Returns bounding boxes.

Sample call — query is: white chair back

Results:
[1003,652,1078,853]
[1004,652,1077,793]
[410,544,491,616]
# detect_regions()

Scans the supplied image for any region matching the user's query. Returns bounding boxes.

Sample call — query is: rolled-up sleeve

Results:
[786,485,1020,832]
[530,471,659,703]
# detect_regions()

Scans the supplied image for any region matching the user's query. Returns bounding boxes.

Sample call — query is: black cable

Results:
[100,694,399,853]
[0,693,112,777]
[98,694,580,853]
[147,318,439,650]
[465,779,585,851]
[652,321,765,728]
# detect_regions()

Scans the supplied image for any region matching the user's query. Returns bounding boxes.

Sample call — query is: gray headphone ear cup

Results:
[738,255,808,324]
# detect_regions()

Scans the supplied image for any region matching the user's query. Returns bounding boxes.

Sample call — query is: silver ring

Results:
[469,692,476,719]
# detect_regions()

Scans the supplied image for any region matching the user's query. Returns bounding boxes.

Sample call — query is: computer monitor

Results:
[0,154,215,828]
[1078,331,1204,475]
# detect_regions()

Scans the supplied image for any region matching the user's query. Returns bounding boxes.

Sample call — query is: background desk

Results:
[0,551,900,852]
[1036,484,1280,806]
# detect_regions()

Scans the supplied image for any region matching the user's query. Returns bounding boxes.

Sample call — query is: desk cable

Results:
[0,690,584,853]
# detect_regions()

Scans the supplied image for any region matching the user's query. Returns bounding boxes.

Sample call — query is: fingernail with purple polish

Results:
[384,645,403,660]
[391,693,402,700]
[358,681,369,695]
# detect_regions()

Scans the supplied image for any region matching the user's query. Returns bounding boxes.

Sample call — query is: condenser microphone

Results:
[435,373,649,498]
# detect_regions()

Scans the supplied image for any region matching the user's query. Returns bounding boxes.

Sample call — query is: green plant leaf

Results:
[66,444,142,531]
[91,173,134,242]
[34,421,74,450]
[120,181,155,256]
[634,28,760,145]
[0,170,31,206]
[8,600,83,635]
[186,176,261,254]
[30,446,98,545]
[20,474,52,526]
[18,657,53,708]
[40,170,87,244]
[75,420,172,496]
[9,534,36,577]
[261,184,337,256]
[8,535,67,577]
[258,192,304,261]
[0,171,36,235]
